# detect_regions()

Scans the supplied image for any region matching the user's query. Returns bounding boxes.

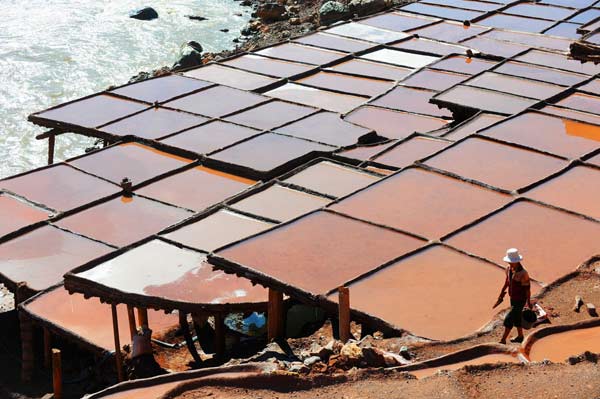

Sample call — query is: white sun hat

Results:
[503,248,523,263]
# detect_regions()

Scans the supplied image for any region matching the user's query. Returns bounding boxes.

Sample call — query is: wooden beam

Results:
[126,305,137,340]
[179,312,202,365]
[137,307,149,328]
[19,312,34,382]
[214,313,225,360]
[338,286,351,343]
[48,134,55,165]
[43,327,52,369]
[267,289,284,341]
[52,349,62,399]
[111,304,125,382]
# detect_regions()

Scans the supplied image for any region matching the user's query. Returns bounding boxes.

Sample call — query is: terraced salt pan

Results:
[410,353,521,379]
[371,136,451,168]
[266,83,365,114]
[0,194,50,237]
[183,64,277,91]
[443,113,504,141]
[527,326,600,362]
[221,54,314,78]
[109,75,211,104]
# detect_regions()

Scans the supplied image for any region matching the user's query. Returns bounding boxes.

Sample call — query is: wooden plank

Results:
[267,289,284,341]
[52,349,62,399]
[179,312,203,365]
[214,313,225,360]
[19,312,34,382]
[137,307,149,328]
[111,304,125,382]
[48,134,55,165]
[338,286,351,343]
[126,305,137,340]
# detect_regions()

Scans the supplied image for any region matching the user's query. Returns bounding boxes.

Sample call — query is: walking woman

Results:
[494,248,531,344]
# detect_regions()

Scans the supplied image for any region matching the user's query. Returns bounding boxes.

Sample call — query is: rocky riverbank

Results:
[129,0,409,83]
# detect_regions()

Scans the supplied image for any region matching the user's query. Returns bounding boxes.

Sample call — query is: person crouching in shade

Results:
[494,248,531,344]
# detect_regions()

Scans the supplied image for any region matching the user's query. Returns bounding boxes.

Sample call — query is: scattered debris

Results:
[186,15,208,21]
[129,7,159,21]
[574,295,584,312]
[586,303,598,317]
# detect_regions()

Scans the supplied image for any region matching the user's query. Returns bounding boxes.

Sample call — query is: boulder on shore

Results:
[319,1,350,25]
[348,0,387,16]
[129,7,159,21]
[172,42,203,71]
[257,3,288,23]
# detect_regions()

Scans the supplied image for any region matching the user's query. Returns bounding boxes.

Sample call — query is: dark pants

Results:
[504,300,525,328]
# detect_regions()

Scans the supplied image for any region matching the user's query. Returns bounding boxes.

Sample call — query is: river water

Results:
[0,0,250,178]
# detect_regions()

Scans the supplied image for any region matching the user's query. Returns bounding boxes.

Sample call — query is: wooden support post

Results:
[267,289,284,341]
[126,305,137,340]
[43,327,52,369]
[52,349,62,399]
[111,304,125,382]
[48,134,55,165]
[214,313,225,360]
[179,312,202,365]
[137,307,149,329]
[338,286,351,343]
[19,312,34,382]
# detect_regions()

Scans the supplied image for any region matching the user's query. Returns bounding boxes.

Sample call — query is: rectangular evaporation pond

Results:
[544,22,583,39]
[163,209,275,252]
[215,211,426,295]
[164,85,268,118]
[283,161,380,198]
[23,286,178,352]
[225,100,316,131]
[361,49,439,69]
[98,107,208,140]
[109,75,212,104]
[482,30,572,52]
[420,0,500,12]
[266,83,366,113]
[255,43,346,65]
[433,85,538,115]
[230,184,330,222]
[479,112,600,159]
[399,3,483,21]
[371,86,453,118]
[358,12,438,32]
[569,8,600,24]
[464,72,566,100]
[68,143,193,186]
[292,32,374,53]
[503,3,575,20]
[221,54,314,78]
[31,94,147,129]
[371,136,451,168]
[430,55,496,76]
[477,14,555,33]
[400,69,469,91]
[183,64,277,91]
[296,71,395,97]
[209,133,334,176]
[443,113,504,141]
[0,194,50,238]
[135,166,254,212]
[493,61,587,86]
[0,225,113,292]
[424,137,568,191]
[525,165,600,220]
[540,0,596,8]
[344,106,448,139]
[408,21,489,43]
[331,167,510,238]
[275,111,372,147]
[326,59,412,81]
[462,37,531,59]
[75,239,267,306]
[446,201,600,284]
[324,22,408,44]
[159,120,260,155]
[579,79,600,96]
[555,93,600,116]
[55,195,193,247]
[338,140,399,162]
[0,164,120,212]
[540,105,600,126]
[332,246,508,340]
[392,38,470,56]
[514,50,599,76]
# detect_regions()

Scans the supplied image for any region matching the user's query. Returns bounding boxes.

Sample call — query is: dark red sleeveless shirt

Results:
[507,265,529,302]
